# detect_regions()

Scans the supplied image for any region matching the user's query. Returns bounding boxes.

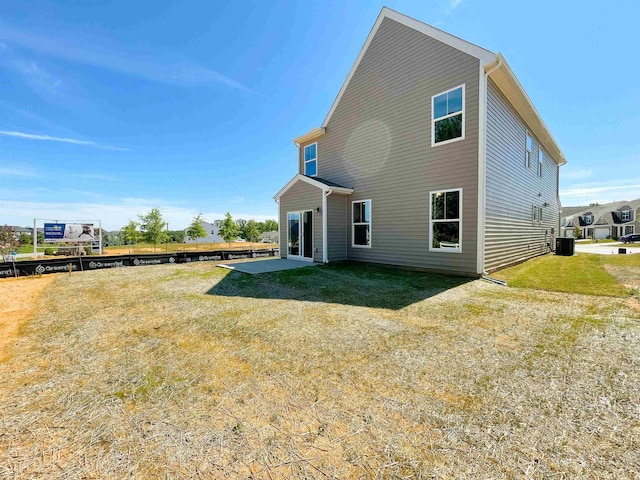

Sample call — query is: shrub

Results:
[44,248,54,255]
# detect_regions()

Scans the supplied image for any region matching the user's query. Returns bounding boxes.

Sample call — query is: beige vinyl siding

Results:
[302,17,480,274]
[327,194,348,261]
[484,78,560,272]
[278,181,323,262]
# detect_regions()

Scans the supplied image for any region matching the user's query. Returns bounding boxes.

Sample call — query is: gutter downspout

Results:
[477,56,503,276]
[274,198,281,258]
[322,189,332,263]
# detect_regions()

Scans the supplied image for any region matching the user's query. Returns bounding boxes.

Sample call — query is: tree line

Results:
[115,209,277,250]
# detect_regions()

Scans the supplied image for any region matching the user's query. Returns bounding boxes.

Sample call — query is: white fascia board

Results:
[322,7,495,128]
[486,54,567,167]
[273,174,353,200]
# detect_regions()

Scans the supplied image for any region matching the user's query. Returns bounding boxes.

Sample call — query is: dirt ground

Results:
[0,276,54,362]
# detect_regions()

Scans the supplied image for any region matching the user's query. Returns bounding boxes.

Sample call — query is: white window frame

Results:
[622,210,630,221]
[431,84,465,147]
[351,199,372,249]
[525,133,532,168]
[538,148,544,177]
[429,188,462,253]
[304,143,318,177]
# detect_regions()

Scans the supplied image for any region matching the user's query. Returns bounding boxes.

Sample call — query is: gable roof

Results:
[562,198,640,225]
[307,7,566,166]
[273,174,354,200]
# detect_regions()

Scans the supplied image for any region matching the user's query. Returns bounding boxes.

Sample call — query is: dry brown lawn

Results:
[0,262,639,479]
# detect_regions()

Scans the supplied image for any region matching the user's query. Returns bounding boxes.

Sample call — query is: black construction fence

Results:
[0,248,279,279]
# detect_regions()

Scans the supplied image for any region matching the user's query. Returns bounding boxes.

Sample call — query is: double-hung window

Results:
[532,205,543,223]
[430,189,461,252]
[432,85,464,146]
[525,133,532,168]
[304,143,317,176]
[538,148,544,177]
[352,200,371,248]
[622,210,631,221]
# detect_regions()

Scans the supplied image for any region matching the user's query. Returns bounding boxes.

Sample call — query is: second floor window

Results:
[432,85,464,146]
[622,210,631,221]
[538,148,544,177]
[526,133,532,168]
[304,143,317,176]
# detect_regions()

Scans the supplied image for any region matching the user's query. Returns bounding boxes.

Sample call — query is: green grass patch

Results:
[493,253,637,297]
[575,239,617,244]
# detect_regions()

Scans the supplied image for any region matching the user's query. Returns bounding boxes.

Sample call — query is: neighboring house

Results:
[184,221,225,243]
[273,7,566,275]
[561,198,640,239]
[259,230,279,243]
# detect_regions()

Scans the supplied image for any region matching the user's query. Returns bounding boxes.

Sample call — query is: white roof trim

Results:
[322,7,495,128]
[273,174,353,200]
[487,54,567,166]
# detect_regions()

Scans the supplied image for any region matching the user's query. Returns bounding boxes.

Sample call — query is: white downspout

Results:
[275,199,281,258]
[322,189,332,263]
[477,56,503,275]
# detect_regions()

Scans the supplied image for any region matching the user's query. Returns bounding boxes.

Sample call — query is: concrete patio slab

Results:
[218,258,319,275]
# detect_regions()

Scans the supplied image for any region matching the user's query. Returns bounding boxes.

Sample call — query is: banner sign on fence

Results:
[0,248,278,278]
[44,223,95,243]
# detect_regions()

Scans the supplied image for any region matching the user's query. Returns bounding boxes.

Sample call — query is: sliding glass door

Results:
[287,210,313,260]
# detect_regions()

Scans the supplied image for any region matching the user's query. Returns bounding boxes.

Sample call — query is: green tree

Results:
[572,225,582,240]
[0,226,19,262]
[121,220,142,253]
[168,230,186,243]
[243,219,261,243]
[18,232,31,245]
[219,212,240,247]
[261,219,278,232]
[139,209,169,252]
[186,214,208,248]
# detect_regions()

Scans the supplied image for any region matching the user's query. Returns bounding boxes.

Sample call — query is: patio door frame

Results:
[287,210,314,262]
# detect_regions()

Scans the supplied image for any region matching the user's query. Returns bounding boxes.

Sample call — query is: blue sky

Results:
[1,0,638,230]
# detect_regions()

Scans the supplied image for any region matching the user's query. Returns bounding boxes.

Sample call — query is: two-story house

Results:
[274,7,566,276]
[561,199,639,239]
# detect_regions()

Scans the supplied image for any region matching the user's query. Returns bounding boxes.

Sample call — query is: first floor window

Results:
[430,189,461,252]
[304,143,317,176]
[352,200,371,247]
[532,205,543,223]
[432,85,464,146]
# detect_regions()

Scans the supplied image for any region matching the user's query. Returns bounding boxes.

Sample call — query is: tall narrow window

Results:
[538,148,544,177]
[525,133,532,168]
[432,85,464,146]
[352,200,371,248]
[430,189,462,252]
[304,143,317,177]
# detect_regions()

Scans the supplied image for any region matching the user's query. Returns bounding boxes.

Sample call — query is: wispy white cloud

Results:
[12,58,62,96]
[0,166,41,177]
[72,173,120,182]
[0,130,130,151]
[562,168,593,181]
[445,0,462,14]
[560,178,640,206]
[0,22,257,94]
[231,196,245,203]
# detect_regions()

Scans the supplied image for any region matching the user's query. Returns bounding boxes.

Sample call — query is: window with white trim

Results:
[525,133,532,168]
[304,143,317,176]
[352,200,371,248]
[532,205,543,223]
[430,189,461,252]
[622,210,630,221]
[538,148,544,177]
[432,85,464,146]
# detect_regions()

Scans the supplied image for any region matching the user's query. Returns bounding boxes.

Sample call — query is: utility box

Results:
[555,237,575,256]
[618,248,627,254]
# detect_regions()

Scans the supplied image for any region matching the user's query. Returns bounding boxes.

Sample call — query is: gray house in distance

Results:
[560,199,639,239]
[274,7,566,275]
[184,220,224,244]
